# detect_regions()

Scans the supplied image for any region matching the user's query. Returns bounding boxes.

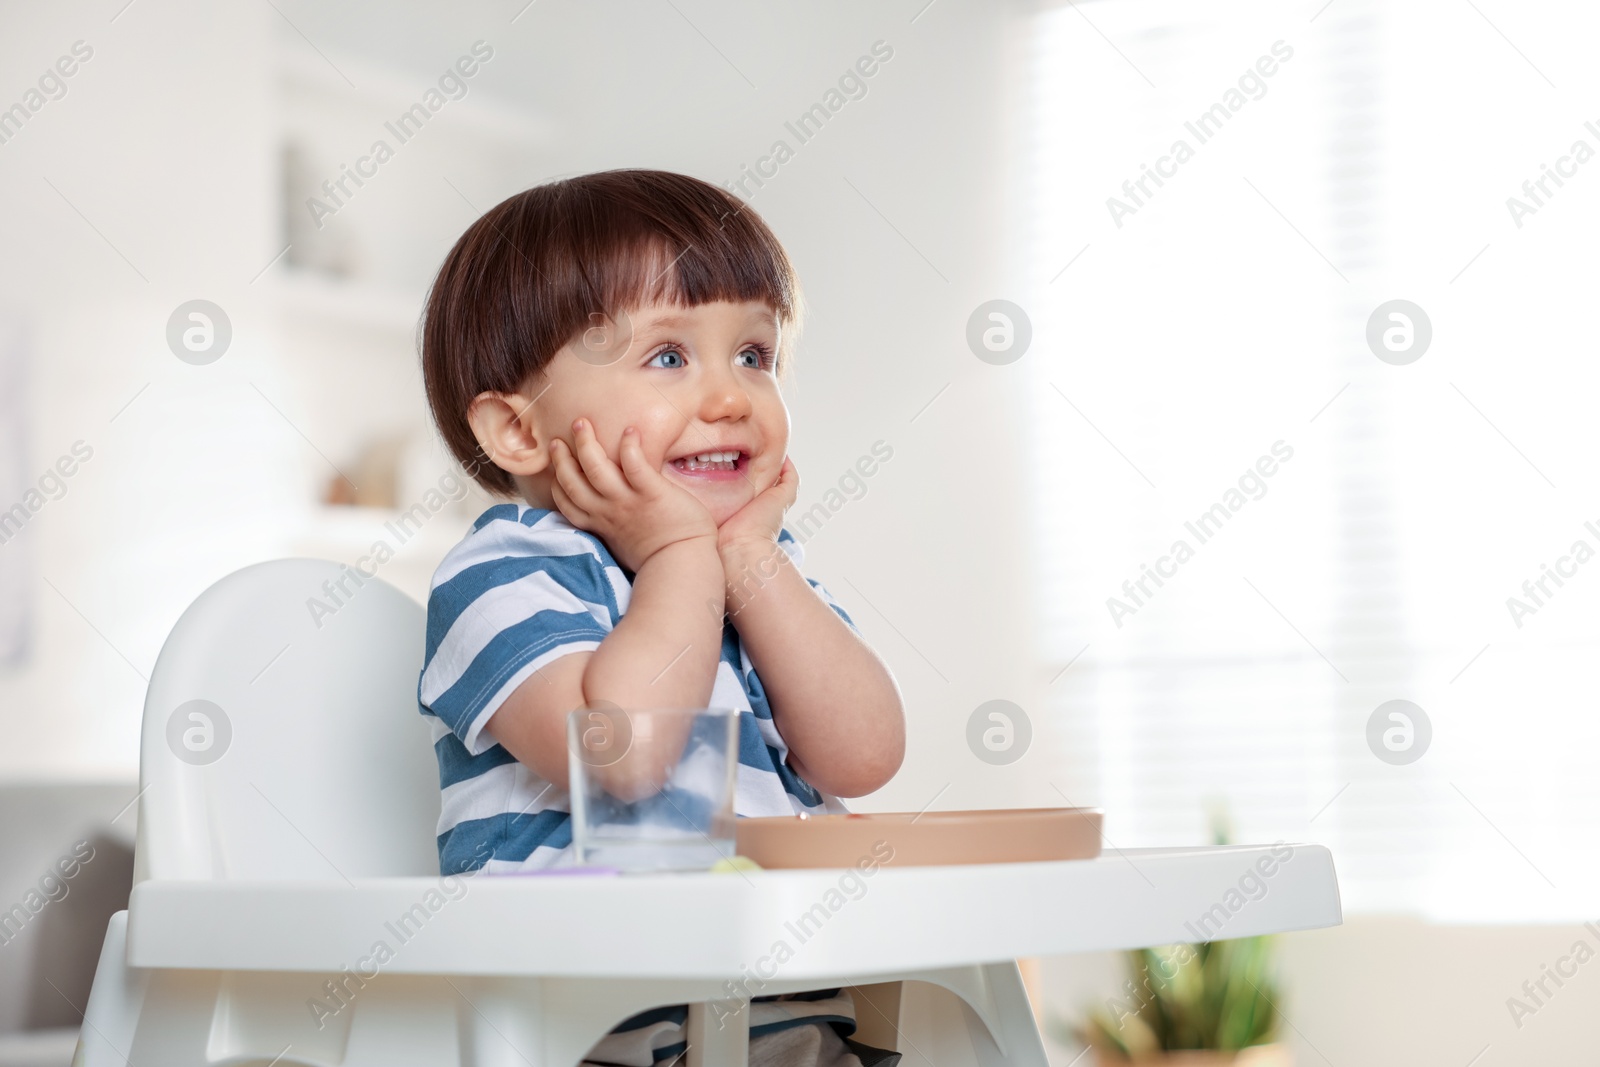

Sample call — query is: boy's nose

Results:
[697,366,752,421]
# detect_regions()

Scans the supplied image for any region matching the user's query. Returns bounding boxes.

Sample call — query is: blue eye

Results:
[648,347,686,369]
[738,344,776,370]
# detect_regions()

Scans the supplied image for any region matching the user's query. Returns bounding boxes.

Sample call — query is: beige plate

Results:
[735,806,1103,869]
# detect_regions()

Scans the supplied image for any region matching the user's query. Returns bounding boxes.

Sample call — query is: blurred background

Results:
[1,0,1597,1063]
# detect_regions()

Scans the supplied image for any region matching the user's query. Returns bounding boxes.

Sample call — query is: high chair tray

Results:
[124,843,1340,979]
[735,806,1102,868]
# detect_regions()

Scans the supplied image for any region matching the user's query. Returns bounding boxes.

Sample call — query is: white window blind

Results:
[1024,0,1600,922]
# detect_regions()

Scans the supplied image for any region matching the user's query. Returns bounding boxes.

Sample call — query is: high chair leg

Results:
[685,996,749,1067]
[845,961,1049,1067]
[75,912,146,1067]
[75,916,1046,1067]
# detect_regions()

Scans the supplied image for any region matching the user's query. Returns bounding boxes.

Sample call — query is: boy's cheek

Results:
[630,413,689,471]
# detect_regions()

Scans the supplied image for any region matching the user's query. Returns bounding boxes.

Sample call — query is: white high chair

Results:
[77,558,1342,1067]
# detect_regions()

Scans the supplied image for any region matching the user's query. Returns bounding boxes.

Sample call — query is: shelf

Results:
[278,38,552,149]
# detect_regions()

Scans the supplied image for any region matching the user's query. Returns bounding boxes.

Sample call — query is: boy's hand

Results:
[718,455,798,559]
[549,418,717,573]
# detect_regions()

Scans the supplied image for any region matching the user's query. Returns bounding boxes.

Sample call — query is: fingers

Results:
[763,456,798,506]
[616,427,656,491]
[549,438,600,514]
[549,477,591,528]
[570,419,626,497]
[778,457,799,506]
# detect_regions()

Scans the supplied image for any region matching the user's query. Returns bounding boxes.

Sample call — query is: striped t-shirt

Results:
[418,503,857,875]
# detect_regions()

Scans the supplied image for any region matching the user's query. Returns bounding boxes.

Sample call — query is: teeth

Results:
[674,449,741,471]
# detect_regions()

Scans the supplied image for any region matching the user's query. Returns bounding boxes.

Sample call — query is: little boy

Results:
[416,169,906,1067]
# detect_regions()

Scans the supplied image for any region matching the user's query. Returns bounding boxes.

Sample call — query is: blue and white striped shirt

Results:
[418,503,857,875]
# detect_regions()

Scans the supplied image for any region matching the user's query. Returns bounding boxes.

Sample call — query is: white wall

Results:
[0,0,1051,812]
[0,0,279,776]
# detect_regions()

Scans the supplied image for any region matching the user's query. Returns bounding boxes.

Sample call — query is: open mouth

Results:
[669,450,747,475]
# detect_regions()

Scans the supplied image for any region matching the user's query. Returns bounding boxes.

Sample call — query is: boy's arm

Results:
[486,419,726,794]
[485,536,724,793]
[722,540,905,798]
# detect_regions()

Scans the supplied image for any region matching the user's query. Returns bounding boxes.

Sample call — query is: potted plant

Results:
[1061,937,1290,1065]
[1059,804,1292,1065]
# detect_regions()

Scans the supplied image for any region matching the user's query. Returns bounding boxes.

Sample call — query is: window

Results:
[1025,0,1599,921]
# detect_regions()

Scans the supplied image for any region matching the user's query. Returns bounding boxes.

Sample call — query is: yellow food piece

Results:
[710,856,763,874]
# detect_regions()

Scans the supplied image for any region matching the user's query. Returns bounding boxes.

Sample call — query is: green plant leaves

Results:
[1068,936,1281,1056]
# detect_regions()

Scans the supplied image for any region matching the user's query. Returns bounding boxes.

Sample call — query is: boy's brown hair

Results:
[421,168,803,498]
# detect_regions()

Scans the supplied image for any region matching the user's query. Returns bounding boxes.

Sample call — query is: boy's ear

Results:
[467,387,552,478]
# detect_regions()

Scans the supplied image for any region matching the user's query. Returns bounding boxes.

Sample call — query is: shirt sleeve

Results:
[776,527,862,635]
[419,537,618,757]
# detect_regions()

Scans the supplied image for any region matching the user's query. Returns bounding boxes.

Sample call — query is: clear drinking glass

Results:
[567,705,740,872]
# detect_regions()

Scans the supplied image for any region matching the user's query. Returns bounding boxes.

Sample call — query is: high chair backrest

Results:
[135,558,442,883]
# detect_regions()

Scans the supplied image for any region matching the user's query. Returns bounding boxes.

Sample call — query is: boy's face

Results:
[523,298,789,526]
